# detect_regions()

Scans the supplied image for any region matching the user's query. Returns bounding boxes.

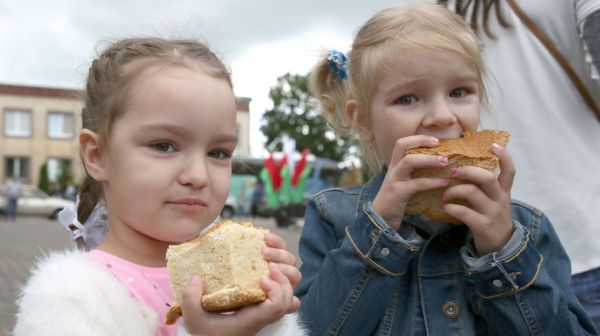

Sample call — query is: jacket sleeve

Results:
[578,0,600,76]
[295,197,424,335]
[12,250,158,336]
[462,202,599,335]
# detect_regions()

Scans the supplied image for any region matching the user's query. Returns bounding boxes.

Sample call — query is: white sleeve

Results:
[575,0,600,28]
[576,0,600,81]
[256,313,307,336]
[13,250,158,336]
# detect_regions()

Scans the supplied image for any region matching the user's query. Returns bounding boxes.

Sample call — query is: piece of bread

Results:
[165,219,270,325]
[405,129,511,224]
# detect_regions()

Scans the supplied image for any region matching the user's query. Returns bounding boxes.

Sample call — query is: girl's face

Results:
[366,50,481,166]
[101,65,237,244]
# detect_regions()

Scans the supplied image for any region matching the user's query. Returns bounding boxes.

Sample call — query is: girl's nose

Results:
[422,99,457,128]
[178,155,209,188]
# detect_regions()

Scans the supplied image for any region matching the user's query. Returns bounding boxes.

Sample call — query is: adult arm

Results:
[583,9,600,73]
[577,0,600,78]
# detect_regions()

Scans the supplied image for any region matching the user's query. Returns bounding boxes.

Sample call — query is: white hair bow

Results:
[58,198,108,250]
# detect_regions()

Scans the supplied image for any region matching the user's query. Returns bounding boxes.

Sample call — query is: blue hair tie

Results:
[327,50,348,80]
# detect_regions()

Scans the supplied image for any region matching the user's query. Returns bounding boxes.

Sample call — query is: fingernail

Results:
[491,143,502,151]
[438,156,448,165]
[262,247,272,256]
[191,275,201,285]
[441,177,449,185]
[430,137,439,145]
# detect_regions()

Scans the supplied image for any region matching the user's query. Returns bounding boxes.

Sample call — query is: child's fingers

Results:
[491,143,515,192]
[262,246,297,266]
[442,202,486,225]
[389,135,439,168]
[449,165,504,201]
[261,263,294,311]
[264,233,288,250]
[180,272,294,336]
[180,276,212,332]
[392,153,450,181]
[442,184,513,255]
[442,184,491,217]
[289,296,301,314]
[401,176,450,196]
[268,262,293,291]
[181,275,204,312]
[273,263,302,289]
[257,279,291,321]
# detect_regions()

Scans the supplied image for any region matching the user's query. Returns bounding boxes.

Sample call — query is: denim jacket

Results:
[296,171,598,335]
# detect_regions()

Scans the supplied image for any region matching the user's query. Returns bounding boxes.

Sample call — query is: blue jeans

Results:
[5,198,18,220]
[571,266,600,333]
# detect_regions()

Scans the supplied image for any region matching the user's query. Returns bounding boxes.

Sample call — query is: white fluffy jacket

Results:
[13,250,306,336]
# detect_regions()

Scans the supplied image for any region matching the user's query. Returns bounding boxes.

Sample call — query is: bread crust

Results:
[165,220,269,325]
[405,130,511,224]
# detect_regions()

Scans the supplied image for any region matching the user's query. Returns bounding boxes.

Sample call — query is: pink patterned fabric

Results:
[87,250,176,336]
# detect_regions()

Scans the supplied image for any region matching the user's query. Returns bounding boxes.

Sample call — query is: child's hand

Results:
[263,233,301,289]
[373,135,450,230]
[441,144,515,255]
[180,263,298,336]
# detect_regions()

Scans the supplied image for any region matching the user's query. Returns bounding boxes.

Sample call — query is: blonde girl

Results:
[295,4,596,335]
[14,38,305,336]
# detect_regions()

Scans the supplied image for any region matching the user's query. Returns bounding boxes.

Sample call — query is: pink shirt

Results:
[87,250,176,336]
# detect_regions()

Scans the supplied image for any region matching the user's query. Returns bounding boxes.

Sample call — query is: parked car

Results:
[220,195,237,219]
[0,185,74,219]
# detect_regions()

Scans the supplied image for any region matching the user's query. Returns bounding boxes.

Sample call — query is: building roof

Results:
[0,83,251,111]
[0,83,81,99]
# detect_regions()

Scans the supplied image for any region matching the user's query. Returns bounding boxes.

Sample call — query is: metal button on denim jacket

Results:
[295,171,598,336]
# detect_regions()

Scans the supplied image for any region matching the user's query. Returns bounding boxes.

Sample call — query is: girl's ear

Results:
[345,99,373,140]
[79,129,108,182]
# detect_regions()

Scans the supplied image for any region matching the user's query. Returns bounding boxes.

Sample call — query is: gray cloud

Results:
[1,0,406,88]
[0,0,416,154]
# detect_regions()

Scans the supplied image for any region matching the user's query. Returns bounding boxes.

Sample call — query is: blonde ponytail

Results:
[309,53,353,139]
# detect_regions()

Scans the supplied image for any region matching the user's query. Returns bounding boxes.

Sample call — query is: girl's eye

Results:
[449,88,468,98]
[396,95,418,105]
[151,142,176,153]
[208,150,231,160]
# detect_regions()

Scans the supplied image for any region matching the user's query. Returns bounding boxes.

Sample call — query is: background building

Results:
[0,83,251,186]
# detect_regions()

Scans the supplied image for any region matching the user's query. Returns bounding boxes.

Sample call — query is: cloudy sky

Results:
[0,0,418,154]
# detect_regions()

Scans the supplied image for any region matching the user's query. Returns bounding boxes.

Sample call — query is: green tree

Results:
[260,73,349,161]
[58,161,74,189]
[38,163,50,194]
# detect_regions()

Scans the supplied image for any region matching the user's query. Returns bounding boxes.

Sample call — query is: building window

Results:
[47,112,74,139]
[47,158,71,182]
[3,109,32,137]
[4,157,30,182]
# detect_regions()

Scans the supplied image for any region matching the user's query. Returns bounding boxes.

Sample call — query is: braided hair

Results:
[437,0,511,38]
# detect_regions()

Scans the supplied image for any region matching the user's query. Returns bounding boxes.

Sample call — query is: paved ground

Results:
[0,215,302,336]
